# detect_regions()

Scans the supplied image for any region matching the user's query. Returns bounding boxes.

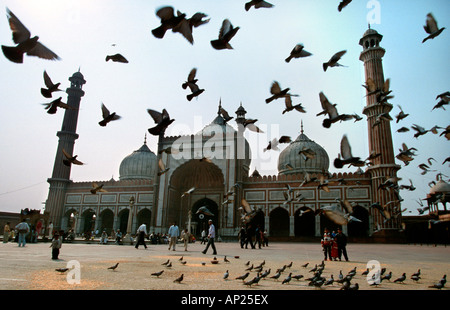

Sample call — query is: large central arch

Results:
[167,159,225,231]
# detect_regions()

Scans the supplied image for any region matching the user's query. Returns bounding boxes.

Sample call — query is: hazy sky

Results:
[0,0,448,215]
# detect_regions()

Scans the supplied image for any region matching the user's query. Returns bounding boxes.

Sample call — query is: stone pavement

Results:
[0,240,448,291]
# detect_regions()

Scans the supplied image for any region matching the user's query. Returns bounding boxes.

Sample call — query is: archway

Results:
[191,198,219,237]
[320,213,341,236]
[294,207,315,237]
[100,209,114,234]
[118,209,129,234]
[269,207,289,237]
[82,209,96,234]
[347,205,370,237]
[137,208,152,230]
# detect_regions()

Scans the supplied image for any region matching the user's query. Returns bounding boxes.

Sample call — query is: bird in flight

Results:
[99,103,121,127]
[323,50,347,71]
[422,13,445,43]
[41,71,61,98]
[211,19,240,50]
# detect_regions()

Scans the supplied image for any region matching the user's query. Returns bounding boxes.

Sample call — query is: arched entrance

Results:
[320,212,341,235]
[82,209,96,234]
[191,198,218,237]
[118,209,129,234]
[269,207,289,237]
[347,205,370,237]
[294,207,315,237]
[100,209,114,234]
[137,208,152,231]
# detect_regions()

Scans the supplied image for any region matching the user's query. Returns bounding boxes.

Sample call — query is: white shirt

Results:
[208,223,215,238]
[137,224,147,234]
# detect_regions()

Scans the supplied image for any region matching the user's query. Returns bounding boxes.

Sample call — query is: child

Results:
[50,233,62,260]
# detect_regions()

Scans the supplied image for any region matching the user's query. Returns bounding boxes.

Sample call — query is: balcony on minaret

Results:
[69,71,86,89]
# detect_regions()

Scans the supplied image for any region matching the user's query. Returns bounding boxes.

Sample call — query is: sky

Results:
[0,0,448,216]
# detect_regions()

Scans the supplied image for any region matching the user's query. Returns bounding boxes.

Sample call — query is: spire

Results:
[144,132,147,145]
[218,98,222,115]
[300,120,304,134]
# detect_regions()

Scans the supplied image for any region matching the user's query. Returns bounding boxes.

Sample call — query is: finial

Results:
[144,133,147,145]
[300,120,304,134]
[368,23,371,29]
[218,97,222,115]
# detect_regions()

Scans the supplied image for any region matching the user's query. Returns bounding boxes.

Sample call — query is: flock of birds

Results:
[54,255,448,290]
[1,1,448,220]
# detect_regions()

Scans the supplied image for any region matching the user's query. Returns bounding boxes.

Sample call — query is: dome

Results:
[119,142,157,180]
[278,131,329,175]
[430,180,450,195]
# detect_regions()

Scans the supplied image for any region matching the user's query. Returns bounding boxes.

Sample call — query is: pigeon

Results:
[260,269,271,279]
[105,53,128,63]
[282,273,292,284]
[411,269,421,278]
[334,135,364,168]
[381,271,392,281]
[323,50,347,71]
[166,262,172,268]
[108,263,119,271]
[440,125,450,140]
[151,270,164,277]
[2,8,60,63]
[432,97,449,111]
[399,179,415,191]
[395,143,417,166]
[292,274,304,281]
[147,108,175,136]
[245,264,254,271]
[245,0,274,11]
[99,103,121,127]
[324,274,334,286]
[186,82,205,101]
[394,273,406,283]
[55,268,69,273]
[235,272,250,281]
[270,272,281,281]
[90,183,107,194]
[62,149,84,167]
[41,71,61,98]
[157,158,170,176]
[211,19,239,50]
[372,112,393,127]
[181,187,196,198]
[42,97,73,114]
[151,6,187,40]
[173,12,210,44]
[285,44,312,62]
[429,281,445,289]
[224,256,230,263]
[338,0,352,11]
[174,274,184,283]
[411,124,429,138]
[395,105,409,123]
[397,127,410,133]
[422,13,446,43]
[411,275,421,282]
[301,263,309,268]
[219,106,234,123]
[263,136,292,151]
[317,92,353,128]
[283,96,306,114]
[266,81,299,104]
[223,270,229,280]
[439,274,447,286]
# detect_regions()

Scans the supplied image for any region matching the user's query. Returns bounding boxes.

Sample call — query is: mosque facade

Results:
[44,28,407,242]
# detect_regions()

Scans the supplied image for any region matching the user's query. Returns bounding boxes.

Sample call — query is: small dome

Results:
[278,131,329,175]
[430,180,450,195]
[119,142,157,180]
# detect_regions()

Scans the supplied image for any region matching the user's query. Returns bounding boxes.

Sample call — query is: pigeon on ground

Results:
[2,8,60,63]
[108,263,119,271]
[282,273,292,284]
[151,270,164,277]
[174,274,184,283]
[235,272,250,281]
[223,270,229,280]
[394,273,406,283]
[55,268,69,273]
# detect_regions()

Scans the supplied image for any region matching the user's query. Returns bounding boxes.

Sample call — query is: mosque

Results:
[44,28,416,243]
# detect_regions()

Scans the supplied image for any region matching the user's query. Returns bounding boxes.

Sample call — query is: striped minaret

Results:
[359,28,402,234]
[45,71,86,230]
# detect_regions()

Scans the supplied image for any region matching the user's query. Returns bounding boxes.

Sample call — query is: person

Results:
[200,229,207,244]
[100,230,108,244]
[115,229,122,245]
[135,223,147,249]
[15,219,30,247]
[48,221,54,240]
[168,222,180,251]
[238,226,246,249]
[50,233,62,260]
[331,237,339,261]
[181,229,190,251]
[263,229,269,247]
[202,219,217,255]
[3,222,11,243]
[335,228,349,261]
[245,224,255,249]
[255,225,262,249]
[321,228,332,261]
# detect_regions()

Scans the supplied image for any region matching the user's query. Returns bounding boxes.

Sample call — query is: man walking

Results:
[168,222,180,251]
[202,219,217,255]
[335,228,349,261]
[135,223,148,249]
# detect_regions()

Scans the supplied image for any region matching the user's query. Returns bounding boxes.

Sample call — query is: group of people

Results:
[321,227,349,261]
[238,224,269,249]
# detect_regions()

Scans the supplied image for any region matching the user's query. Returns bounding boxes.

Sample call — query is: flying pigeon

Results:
[285,44,312,62]
[422,13,446,43]
[266,81,299,104]
[323,50,347,71]
[105,53,128,63]
[245,0,274,11]
[41,71,61,98]
[62,149,84,167]
[147,108,175,136]
[99,103,121,127]
[211,19,239,50]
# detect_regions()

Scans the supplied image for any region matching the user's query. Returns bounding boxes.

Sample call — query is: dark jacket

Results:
[335,232,347,246]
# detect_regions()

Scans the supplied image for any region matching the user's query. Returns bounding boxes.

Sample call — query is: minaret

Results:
[359,28,402,237]
[46,71,86,229]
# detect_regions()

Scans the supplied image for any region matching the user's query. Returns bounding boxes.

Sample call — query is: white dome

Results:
[119,143,157,180]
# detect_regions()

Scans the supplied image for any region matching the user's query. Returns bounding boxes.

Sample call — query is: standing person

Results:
[331,237,339,261]
[201,229,207,244]
[181,229,190,251]
[115,229,122,245]
[335,228,349,261]
[321,228,332,261]
[245,224,255,249]
[135,223,148,249]
[255,225,262,249]
[168,222,180,251]
[47,221,54,240]
[263,229,269,247]
[3,222,11,243]
[100,230,108,244]
[50,233,62,260]
[238,226,247,249]
[15,219,30,247]
[202,219,217,255]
